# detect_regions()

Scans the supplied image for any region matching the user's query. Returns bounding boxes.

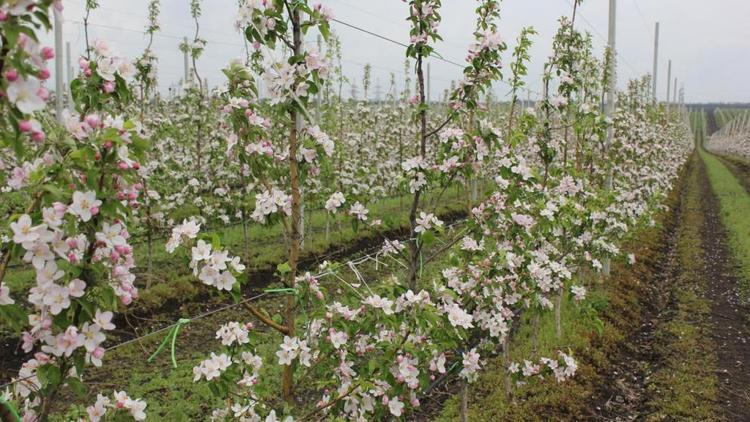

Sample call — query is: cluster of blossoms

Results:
[414,212,443,233]
[251,187,291,223]
[70,39,137,112]
[324,191,346,213]
[82,40,136,90]
[191,239,244,291]
[85,390,147,421]
[165,219,244,292]
[509,351,578,384]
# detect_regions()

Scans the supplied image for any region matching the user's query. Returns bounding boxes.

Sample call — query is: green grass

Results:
[701,150,750,301]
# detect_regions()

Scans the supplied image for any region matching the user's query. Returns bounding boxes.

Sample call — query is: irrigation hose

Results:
[147,318,191,368]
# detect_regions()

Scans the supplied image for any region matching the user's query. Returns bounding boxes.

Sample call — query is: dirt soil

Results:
[587,165,685,421]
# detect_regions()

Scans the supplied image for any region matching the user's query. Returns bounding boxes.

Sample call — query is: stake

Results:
[666,59,671,111]
[65,41,72,102]
[53,8,64,123]
[603,0,617,277]
[651,22,659,102]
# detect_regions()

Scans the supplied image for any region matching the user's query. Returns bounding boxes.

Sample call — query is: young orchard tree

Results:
[0,3,149,420]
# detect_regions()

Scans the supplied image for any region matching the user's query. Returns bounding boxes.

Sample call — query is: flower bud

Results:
[18,120,32,132]
[41,47,55,60]
[5,69,18,82]
[85,114,101,128]
[53,202,67,215]
[31,131,45,142]
[36,87,49,100]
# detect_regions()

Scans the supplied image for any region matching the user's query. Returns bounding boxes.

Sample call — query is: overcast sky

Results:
[42,0,750,103]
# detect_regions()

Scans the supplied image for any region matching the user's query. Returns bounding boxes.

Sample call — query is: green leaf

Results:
[211,233,222,250]
[277,262,291,275]
[0,304,27,331]
[67,377,88,397]
[38,364,62,388]
[421,230,436,246]
[74,354,86,378]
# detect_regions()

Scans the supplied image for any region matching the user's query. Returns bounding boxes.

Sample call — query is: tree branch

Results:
[242,302,290,335]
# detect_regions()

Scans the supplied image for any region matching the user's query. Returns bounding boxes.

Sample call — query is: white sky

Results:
[41,0,750,103]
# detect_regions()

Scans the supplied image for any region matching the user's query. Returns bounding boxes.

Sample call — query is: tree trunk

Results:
[555,286,563,339]
[460,382,469,422]
[407,52,428,290]
[281,5,303,404]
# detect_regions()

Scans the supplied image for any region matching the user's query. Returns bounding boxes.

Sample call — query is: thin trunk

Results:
[325,212,330,242]
[146,229,153,287]
[531,313,540,358]
[282,5,303,404]
[502,334,512,400]
[466,112,475,213]
[555,286,563,339]
[506,95,517,141]
[407,52,428,289]
[241,210,250,266]
[460,382,469,422]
